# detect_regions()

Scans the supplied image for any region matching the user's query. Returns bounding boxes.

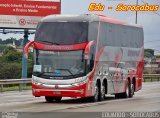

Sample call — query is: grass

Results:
[143,78,160,82]
[0,85,32,92]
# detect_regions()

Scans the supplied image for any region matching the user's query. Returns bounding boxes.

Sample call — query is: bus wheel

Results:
[125,81,130,98]
[91,82,99,102]
[124,80,133,98]
[100,82,105,101]
[45,96,54,103]
[115,93,121,99]
[129,82,134,98]
[54,97,62,102]
[45,96,62,103]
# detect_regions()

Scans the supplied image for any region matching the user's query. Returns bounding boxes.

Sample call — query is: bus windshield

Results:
[35,22,88,45]
[33,50,86,79]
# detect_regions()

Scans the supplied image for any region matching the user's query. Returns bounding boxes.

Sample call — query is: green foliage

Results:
[0,63,21,79]
[3,46,16,54]
[155,55,160,58]
[0,47,33,79]
[0,44,7,53]
[0,47,22,63]
[0,37,22,46]
[1,85,31,92]
[144,49,154,58]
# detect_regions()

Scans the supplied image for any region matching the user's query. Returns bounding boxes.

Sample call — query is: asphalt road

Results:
[0,82,160,118]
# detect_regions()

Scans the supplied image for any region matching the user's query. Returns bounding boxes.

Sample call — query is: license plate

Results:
[53,91,61,94]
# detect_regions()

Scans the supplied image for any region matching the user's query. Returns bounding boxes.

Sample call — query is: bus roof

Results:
[41,14,142,28]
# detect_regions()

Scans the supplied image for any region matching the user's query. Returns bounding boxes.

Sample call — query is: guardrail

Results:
[0,75,160,92]
[143,74,160,82]
[0,79,31,92]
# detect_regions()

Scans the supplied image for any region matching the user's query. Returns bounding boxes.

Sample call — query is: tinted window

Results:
[99,22,143,48]
[88,22,99,42]
[35,22,88,44]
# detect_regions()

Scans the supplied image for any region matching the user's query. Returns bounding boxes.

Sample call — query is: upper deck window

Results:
[35,22,88,45]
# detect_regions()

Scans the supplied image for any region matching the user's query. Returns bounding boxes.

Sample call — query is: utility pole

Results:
[21,29,29,81]
[135,0,138,24]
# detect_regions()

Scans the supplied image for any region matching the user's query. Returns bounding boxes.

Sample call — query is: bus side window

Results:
[88,44,95,72]
[90,54,94,71]
[121,27,127,47]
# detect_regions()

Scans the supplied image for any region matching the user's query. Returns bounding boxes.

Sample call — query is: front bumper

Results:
[32,83,87,97]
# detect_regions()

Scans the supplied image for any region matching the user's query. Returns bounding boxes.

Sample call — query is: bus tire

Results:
[129,82,134,98]
[90,82,99,102]
[54,97,62,102]
[45,96,54,103]
[124,81,130,98]
[100,82,105,101]
[123,80,132,98]
[115,93,121,99]
[45,96,62,103]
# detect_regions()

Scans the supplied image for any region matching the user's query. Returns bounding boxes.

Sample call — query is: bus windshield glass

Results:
[35,22,88,45]
[33,50,85,79]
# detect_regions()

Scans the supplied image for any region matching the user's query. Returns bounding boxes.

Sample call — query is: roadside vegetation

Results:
[0,85,32,92]
[0,46,33,79]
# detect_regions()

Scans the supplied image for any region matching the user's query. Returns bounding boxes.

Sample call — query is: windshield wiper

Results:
[53,42,60,45]
[34,72,45,77]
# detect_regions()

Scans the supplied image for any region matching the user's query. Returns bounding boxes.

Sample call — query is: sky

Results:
[0,0,160,54]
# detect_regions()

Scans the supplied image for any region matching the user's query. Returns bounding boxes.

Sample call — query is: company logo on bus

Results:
[45,45,74,50]
[55,85,59,89]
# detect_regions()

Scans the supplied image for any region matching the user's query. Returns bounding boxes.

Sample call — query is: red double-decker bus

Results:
[25,14,144,102]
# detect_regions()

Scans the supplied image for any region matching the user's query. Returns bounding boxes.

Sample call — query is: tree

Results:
[1,47,22,63]
[0,44,7,53]
[0,63,21,79]
[0,37,22,46]
[3,47,16,54]
[156,55,160,58]
[144,49,154,58]
[0,47,33,79]
[4,51,22,63]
